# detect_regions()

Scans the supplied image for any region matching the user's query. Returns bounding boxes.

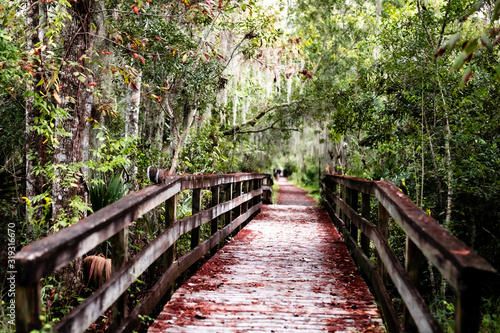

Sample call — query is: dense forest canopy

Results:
[1,0,500,331]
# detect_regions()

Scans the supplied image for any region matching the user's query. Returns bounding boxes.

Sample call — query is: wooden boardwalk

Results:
[149,178,385,332]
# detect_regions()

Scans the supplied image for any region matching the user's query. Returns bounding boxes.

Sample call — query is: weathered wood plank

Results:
[15,282,41,333]
[324,187,442,333]
[15,179,182,285]
[180,173,270,190]
[324,174,375,195]
[374,181,496,290]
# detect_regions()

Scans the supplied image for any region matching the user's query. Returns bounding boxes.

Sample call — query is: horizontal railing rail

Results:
[322,174,496,333]
[15,172,273,333]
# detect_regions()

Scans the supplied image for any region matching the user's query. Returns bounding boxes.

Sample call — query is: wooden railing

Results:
[15,172,273,333]
[322,174,496,333]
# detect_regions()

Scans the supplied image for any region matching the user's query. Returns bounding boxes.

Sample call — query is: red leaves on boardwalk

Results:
[149,178,385,332]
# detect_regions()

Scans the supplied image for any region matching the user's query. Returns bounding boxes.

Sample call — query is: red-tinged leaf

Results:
[156,36,161,41]
[460,65,473,89]
[53,91,62,105]
[449,33,461,48]
[133,5,139,14]
[133,53,139,59]
[204,53,209,60]
[462,1,483,21]
[89,82,97,86]
[183,0,190,6]
[480,34,493,51]
[464,38,479,54]
[434,48,446,58]
[139,56,145,64]
[130,80,138,91]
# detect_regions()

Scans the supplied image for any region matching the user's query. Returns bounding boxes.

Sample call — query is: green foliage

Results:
[481,298,500,332]
[88,173,129,213]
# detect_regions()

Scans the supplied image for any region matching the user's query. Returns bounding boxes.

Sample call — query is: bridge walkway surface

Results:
[148,177,386,332]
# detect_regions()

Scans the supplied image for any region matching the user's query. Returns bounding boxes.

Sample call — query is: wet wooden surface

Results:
[149,178,385,332]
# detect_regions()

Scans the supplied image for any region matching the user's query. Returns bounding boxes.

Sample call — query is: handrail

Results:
[15,172,273,333]
[322,174,496,333]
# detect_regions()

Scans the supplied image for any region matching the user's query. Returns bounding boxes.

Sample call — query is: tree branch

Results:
[222,100,301,136]
[417,0,436,50]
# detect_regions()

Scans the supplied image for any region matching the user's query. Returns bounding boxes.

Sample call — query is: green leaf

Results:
[481,34,493,51]
[496,64,500,80]
[448,33,461,49]
[182,54,188,63]
[460,65,473,89]
[78,76,86,83]
[464,38,478,54]
[451,52,467,71]
[36,78,45,87]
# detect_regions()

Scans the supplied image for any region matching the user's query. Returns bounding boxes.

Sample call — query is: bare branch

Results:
[222,100,302,136]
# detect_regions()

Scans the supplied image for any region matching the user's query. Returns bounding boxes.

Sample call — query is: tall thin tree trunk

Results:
[25,0,44,223]
[169,106,198,174]
[125,71,141,189]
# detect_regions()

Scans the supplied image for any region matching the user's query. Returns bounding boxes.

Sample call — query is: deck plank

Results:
[149,178,385,332]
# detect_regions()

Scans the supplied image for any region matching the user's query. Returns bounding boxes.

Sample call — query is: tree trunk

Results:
[25,0,44,222]
[169,105,198,174]
[52,0,95,222]
[125,70,141,189]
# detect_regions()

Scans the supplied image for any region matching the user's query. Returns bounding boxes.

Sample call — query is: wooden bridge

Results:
[15,171,496,333]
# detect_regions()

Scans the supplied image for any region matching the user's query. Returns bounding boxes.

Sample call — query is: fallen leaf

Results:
[53,91,62,104]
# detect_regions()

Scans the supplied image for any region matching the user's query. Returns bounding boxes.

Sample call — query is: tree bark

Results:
[25,0,44,222]
[52,0,95,221]
[125,70,141,189]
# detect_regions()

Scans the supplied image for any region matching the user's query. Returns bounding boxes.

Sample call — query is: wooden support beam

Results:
[15,281,41,333]
[360,193,371,257]
[191,188,202,250]
[163,194,177,300]
[350,188,359,244]
[378,202,389,283]
[404,236,422,332]
[110,228,128,330]
[210,186,219,256]
[455,275,482,333]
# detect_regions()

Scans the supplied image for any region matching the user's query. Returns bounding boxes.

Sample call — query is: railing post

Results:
[15,281,41,333]
[455,277,482,333]
[191,188,201,250]
[350,188,359,244]
[110,226,128,330]
[225,183,233,227]
[340,184,346,223]
[334,181,339,216]
[360,193,371,257]
[233,181,243,234]
[404,236,421,332]
[164,194,177,298]
[210,186,219,256]
[378,202,389,283]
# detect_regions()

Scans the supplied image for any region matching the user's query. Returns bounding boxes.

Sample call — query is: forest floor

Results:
[148,178,385,332]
